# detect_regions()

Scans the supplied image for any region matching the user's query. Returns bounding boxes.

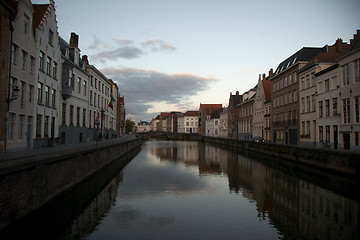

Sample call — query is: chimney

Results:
[82,55,89,65]
[258,74,261,81]
[262,73,266,80]
[269,68,274,78]
[70,32,79,48]
[236,91,239,95]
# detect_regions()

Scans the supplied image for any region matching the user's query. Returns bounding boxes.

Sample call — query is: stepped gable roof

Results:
[183,111,199,117]
[274,47,322,76]
[229,92,243,106]
[199,104,222,113]
[32,3,50,30]
[262,80,271,102]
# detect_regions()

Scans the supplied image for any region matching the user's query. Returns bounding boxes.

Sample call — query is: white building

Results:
[315,64,341,149]
[205,108,222,137]
[219,108,228,138]
[7,0,37,151]
[178,111,198,134]
[137,121,151,132]
[338,30,360,151]
[58,33,90,144]
[253,73,271,139]
[33,0,61,148]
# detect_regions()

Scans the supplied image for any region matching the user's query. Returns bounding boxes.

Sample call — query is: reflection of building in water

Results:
[299,180,359,240]
[227,151,360,240]
[198,143,230,176]
[151,142,199,166]
[60,172,123,239]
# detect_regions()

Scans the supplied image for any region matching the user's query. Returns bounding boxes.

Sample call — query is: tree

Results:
[125,119,135,133]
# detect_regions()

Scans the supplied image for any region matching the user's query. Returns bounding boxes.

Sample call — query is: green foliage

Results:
[125,119,135,133]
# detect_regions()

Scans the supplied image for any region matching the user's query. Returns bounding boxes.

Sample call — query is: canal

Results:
[2,140,360,239]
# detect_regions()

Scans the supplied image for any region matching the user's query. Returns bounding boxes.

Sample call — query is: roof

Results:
[32,3,50,30]
[273,47,322,76]
[199,104,222,112]
[209,108,223,119]
[262,80,271,102]
[229,93,243,106]
[183,111,199,117]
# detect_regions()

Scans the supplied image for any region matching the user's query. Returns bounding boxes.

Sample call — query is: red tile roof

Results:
[262,79,271,102]
[199,104,222,111]
[183,111,199,117]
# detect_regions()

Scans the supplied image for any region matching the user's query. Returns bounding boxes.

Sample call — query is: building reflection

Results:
[151,141,359,240]
[58,172,123,240]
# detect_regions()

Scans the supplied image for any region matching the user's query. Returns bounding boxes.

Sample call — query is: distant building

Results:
[228,91,243,139]
[205,108,223,137]
[178,111,198,134]
[199,103,222,136]
[219,108,228,138]
[137,121,151,132]
[253,71,272,139]
[117,96,125,136]
[237,88,256,140]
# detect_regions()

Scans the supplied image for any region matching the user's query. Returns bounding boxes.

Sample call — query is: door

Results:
[343,133,350,150]
[333,125,338,149]
[27,123,31,149]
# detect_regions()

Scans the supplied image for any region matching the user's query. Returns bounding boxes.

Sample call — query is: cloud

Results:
[91,46,145,61]
[101,67,217,121]
[141,39,177,52]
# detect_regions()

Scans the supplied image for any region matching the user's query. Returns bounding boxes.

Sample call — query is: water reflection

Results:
[62,141,359,240]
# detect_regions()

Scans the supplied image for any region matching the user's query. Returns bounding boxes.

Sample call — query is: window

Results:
[76,107,80,126]
[293,91,297,102]
[355,96,359,123]
[44,116,49,137]
[301,122,305,135]
[70,105,74,125]
[30,56,35,74]
[325,99,330,116]
[343,98,350,123]
[311,95,316,112]
[90,91,93,105]
[28,85,33,103]
[37,82,43,104]
[78,77,81,93]
[52,62,57,79]
[325,79,330,92]
[319,126,323,142]
[51,117,55,138]
[51,89,56,108]
[307,121,310,135]
[356,132,359,146]
[94,93,96,107]
[18,115,24,140]
[48,29,54,46]
[21,50,27,71]
[325,126,330,142]
[7,113,15,140]
[89,110,92,127]
[306,96,310,112]
[23,14,29,34]
[301,97,305,113]
[39,51,44,71]
[301,77,305,90]
[11,44,18,66]
[319,101,323,117]
[62,103,66,125]
[36,114,42,138]
[83,109,86,126]
[45,86,50,106]
[306,75,310,88]
[355,59,360,83]
[83,81,87,96]
[289,74,293,85]
[68,69,73,86]
[343,64,349,86]
[91,75,93,86]
[332,97,338,115]
[46,57,51,75]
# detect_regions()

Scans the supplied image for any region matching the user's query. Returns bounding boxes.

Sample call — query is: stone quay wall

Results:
[0,138,143,230]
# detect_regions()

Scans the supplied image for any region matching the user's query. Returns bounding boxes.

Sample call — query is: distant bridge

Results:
[137,131,203,141]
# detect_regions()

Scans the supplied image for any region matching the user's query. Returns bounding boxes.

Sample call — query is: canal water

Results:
[57,140,359,240]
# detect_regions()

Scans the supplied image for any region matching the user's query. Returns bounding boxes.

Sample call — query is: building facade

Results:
[32,1,61,148]
[219,108,228,138]
[228,91,242,139]
[237,88,256,140]
[0,0,13,153]
[199,103,222,136]
[205,108,222,137]
[270,47,322,145]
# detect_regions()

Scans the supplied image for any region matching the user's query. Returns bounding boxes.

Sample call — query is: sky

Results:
[32,0,360,123]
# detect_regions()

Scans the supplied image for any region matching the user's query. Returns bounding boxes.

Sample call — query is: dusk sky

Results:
[33,0,360,123]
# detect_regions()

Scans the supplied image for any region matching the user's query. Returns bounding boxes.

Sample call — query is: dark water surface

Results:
[59,141,359,240]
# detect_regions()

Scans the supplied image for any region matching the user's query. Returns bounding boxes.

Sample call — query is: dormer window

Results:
[23,14,30,34]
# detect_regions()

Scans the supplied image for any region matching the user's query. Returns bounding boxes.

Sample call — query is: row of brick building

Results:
[146,30,360,151]
[0,0,126,153]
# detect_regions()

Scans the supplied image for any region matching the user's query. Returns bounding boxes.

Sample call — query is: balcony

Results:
[62,85,72,99]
